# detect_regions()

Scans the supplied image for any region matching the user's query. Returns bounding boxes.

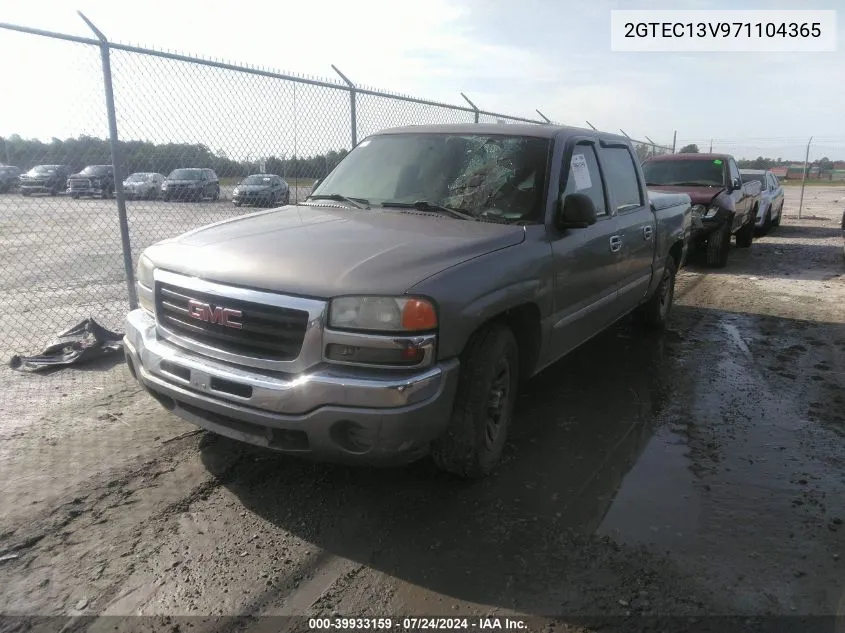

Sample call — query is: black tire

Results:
[233,200,242,207]
[638,257,676,329]
[212,186,220,202]
[21,190,30,197]
[735,215,754,248]
[49,186,58,197]
[431,323,519,478]
[70,193,80,200]
[284,191,291,205]
[104,186,113,199]
[705,222,731,268]
[759,209,772,235]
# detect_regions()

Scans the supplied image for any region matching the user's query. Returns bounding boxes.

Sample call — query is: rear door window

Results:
[599,146,643,213]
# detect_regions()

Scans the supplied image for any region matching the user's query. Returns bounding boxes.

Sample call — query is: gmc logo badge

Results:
[187,299,243,329]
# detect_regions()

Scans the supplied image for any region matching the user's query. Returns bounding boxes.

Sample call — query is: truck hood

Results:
[647,185,724,206]
[144,204,526,298]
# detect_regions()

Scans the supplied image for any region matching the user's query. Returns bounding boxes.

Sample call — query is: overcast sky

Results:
[1,0,843,160]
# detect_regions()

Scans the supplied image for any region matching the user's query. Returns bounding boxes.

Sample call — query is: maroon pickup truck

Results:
[642,153,761,268]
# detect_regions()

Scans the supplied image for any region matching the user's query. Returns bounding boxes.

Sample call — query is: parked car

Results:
[125,123,692,478]
[232,174,290,207]
[123,172,166,200]
[67,164,115,199]
[740,169,784,234]
[161,168,220,202]
[0,165,22,193]
[642,153,762,268]
[19,164,72,196]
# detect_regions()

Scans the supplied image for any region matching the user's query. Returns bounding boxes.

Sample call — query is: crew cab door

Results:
[727,158,747,230]
[597,142,655,314]
[548,138,623,359]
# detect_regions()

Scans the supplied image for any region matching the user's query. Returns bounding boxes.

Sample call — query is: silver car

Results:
[123,172,166,200]
[740,169,784,234]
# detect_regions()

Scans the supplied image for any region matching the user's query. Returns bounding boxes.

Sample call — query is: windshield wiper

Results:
[306,194,370,209]
[381,200,476,221]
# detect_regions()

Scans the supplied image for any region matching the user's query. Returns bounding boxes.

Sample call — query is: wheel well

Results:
[486,303,542,381]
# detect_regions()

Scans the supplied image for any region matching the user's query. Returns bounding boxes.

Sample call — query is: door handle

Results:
[609,235,622,253]
[643,225,653,240]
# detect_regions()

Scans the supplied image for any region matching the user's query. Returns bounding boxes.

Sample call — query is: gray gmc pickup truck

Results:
[124,123,692,478]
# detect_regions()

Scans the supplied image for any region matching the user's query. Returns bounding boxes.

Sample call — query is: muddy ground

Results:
[1,186,844,632]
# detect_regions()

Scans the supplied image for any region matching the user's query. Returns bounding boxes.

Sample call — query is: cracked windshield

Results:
[312,133,550,222]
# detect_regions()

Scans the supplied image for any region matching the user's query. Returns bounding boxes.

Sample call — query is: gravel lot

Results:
[0,186,843,631]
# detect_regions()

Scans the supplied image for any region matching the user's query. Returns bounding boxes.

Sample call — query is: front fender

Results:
[407,226,554,361]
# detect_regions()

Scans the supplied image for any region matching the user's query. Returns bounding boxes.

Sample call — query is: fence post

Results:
[798,136,813,220]
[78,11,137,310]
[331,65,357,148]
[645,136,656,158]
[461,93,480,123]
[535,109,551,124]
[672,131,677,153]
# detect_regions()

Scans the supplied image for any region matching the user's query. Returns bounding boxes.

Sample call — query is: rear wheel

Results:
[431,323,519,479]
[21,190,30,197]
[705,222,731,268]
[212,186,220,201]
[638,257,676,329]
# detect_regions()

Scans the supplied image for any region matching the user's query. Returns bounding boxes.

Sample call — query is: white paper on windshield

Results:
[571,154,592,190]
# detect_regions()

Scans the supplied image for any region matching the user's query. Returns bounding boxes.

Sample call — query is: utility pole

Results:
[709,139,713,152]
[672,131,677,153]
[798,136,813,220]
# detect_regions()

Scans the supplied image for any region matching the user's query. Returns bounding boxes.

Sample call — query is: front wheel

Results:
[705,222,731,268]
[771,204,782,227]
[735,215,754,248]
[212,186,220,202]
[638,257,676,329]
[431,323,519,479]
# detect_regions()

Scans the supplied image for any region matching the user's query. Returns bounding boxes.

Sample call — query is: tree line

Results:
[0,134,349,180]
[676,144,845,171]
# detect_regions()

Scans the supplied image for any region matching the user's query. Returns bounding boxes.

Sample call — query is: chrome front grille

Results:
[155,282,310,361]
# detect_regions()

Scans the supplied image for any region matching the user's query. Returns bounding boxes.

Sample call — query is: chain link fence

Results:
[0,19,673,408]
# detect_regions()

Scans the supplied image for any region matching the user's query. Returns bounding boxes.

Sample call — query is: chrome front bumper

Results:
[124,309,460,464]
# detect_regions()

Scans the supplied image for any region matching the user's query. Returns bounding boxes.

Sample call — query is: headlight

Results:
[328,296,437,332]
[233,187,240,195]
[691,204,706,215]
[136,254,155,314]
[703,205,720,219]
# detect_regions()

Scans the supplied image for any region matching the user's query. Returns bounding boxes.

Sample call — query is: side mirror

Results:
[730,177,741,192]
[556,193,598,229]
